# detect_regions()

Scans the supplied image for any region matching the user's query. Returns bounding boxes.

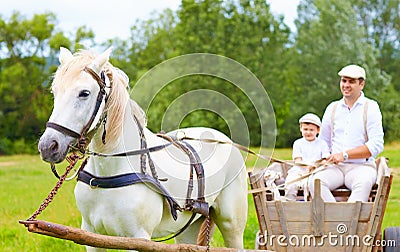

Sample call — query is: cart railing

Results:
[249,157,392,252]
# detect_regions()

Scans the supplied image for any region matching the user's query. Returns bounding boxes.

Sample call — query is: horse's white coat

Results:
[38,48,248,250]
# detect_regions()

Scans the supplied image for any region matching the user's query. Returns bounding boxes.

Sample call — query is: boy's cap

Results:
[299,113,321,127]
[338,64,366,79]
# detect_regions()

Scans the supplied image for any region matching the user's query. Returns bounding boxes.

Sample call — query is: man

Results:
[308,64,384,202]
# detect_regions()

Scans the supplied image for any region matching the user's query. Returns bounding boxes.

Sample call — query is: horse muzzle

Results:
[38,130,72,163]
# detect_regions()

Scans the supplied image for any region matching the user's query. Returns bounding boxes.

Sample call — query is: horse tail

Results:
[197,216,216,246]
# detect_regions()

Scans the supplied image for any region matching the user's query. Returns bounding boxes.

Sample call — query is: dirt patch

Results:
[390,168,400,176]
[0,162,16,167]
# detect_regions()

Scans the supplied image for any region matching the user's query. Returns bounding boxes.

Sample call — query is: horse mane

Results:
[52,49,147,151]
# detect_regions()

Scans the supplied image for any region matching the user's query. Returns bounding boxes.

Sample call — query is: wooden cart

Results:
[249,157,394,252]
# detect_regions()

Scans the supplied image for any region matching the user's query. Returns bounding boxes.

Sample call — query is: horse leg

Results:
[81,219,107,252]
[80,213,153,248]
[85,246,106,252]
[211,171,248,248]
[81,216,153,252]
[174,215,210,244]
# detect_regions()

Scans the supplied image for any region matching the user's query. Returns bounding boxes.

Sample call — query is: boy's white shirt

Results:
[292,137,330,164]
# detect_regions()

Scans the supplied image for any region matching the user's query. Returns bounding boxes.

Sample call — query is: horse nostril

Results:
[49,140,59,153]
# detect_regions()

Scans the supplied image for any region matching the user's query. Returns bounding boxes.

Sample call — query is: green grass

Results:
[1,144,399,251]
[0,155,84,251]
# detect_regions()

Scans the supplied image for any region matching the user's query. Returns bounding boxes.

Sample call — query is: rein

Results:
[87,135,303,167]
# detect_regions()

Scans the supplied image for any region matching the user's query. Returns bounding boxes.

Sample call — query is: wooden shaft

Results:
[19,220,270,252]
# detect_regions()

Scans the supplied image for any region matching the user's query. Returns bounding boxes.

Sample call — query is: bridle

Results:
[46,66,109,154]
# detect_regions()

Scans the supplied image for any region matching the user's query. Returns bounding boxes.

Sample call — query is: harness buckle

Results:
[185,199,209,217]
[89,178,98,189]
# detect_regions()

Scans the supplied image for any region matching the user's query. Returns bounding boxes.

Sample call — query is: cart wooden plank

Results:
[249,156,392,252]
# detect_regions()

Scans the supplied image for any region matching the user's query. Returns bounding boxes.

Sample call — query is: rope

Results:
[25,153,86,221]
[178,136,317,168]
[248,161,334,195]
[206,215,211,252]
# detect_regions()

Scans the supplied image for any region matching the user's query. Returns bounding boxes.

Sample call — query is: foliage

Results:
[0,12,95,154]
[123,0,292,147]
[118,0,400,147]
[1,0,400,152]
[351,0,400,91]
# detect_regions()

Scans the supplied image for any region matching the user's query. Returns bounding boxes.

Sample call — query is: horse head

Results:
[38,47,113,163]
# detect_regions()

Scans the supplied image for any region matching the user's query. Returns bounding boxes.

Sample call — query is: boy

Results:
[285,113,330,201]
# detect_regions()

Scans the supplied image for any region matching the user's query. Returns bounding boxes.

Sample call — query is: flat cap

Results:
[338,64,366,79]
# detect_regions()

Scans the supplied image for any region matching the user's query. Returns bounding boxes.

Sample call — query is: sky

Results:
[0,0,299,44]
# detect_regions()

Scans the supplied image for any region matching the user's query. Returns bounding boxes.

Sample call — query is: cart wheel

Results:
[383,227,400,252]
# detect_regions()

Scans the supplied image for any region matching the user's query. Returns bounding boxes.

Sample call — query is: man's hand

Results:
[326,153,345,164]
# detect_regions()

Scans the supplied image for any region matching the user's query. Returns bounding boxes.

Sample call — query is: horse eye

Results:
[79,90,91,98]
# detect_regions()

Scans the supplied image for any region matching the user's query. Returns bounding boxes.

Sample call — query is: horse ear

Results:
[89,47,113,74]
[59,47,74,64]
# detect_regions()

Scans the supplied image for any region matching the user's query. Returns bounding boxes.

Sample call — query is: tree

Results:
[118,0,293,147]
[351,0,400,91]
[0,12,96,153]
[2,1,399,153]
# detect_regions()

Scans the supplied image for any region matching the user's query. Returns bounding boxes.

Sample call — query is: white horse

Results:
[38,47,248,250]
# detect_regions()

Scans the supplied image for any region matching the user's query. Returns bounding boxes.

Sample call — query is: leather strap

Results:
[77,170,181,220]
[156,134,208,216]
[88,142,173,157]
[80,67,107,136]
[46,122,81,139]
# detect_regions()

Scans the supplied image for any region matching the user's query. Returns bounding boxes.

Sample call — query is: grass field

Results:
[1,144,399,251]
